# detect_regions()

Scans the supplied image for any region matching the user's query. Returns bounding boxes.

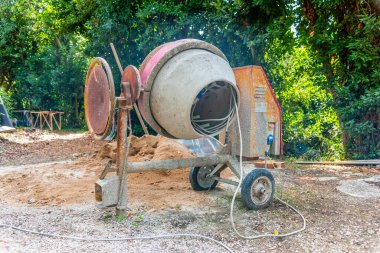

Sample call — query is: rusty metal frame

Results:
[110,43,149,136]
[113,93,241,213]
[115,95,130,212]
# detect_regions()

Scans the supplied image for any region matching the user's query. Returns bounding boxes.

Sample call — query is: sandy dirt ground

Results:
[0,130,380,253]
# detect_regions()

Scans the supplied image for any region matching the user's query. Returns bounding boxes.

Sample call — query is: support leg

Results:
[116,97,129,214]
[227,158,243,179]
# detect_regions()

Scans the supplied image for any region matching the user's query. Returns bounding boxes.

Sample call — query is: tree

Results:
[266,44,344,160]
[0,0,377,158]
[0,0,38,91]
[298,0,380,158]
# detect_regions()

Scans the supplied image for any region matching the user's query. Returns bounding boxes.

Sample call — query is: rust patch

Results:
[229,66,283,157]
[85,65,110,135]
[121,65,141,106]
[84,57,115,140]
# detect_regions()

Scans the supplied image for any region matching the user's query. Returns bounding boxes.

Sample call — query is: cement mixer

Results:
[85,39,280,212]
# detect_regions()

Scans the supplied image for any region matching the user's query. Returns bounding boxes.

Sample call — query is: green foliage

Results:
[342,87,380,159]
[0,0,91,127]
[297,0,380,159]
[0,0,38,91]
[0,87,12,111]
[0,0,378,158]
[266,45,344,160]
[337,15,380,159]
[11,36,89,127]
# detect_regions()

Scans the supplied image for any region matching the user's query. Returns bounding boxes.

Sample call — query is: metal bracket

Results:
[99,160,117,180]
[207,163,227,178]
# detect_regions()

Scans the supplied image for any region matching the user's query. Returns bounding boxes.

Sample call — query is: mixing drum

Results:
[138,39,240,139]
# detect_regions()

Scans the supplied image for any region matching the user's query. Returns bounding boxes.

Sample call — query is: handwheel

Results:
[189,166,220,191]
[241,169,275,210]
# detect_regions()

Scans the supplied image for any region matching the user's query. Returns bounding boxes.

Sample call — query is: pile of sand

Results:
[98,135,194,162]
[0,135,210,208]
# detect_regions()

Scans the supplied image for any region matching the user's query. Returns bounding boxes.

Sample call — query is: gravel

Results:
[1,132,380,252]
[1,167,380,253]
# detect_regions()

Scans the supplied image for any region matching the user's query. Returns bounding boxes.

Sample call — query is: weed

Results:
[131,214,144,227]
[115,213,126,222]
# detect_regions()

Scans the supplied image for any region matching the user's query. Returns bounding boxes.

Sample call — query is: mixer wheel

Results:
[241,169,275,210]
[189,166,220,191]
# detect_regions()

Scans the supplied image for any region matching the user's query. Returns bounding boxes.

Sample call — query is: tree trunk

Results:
[75,93,79,124]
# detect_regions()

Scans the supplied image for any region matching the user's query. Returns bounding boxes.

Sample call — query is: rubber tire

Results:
[189,166,219,191]
[241,169,275,210]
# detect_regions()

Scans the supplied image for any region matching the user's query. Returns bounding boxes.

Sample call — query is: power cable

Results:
[229,89,306,239]
[0,224,234,253]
